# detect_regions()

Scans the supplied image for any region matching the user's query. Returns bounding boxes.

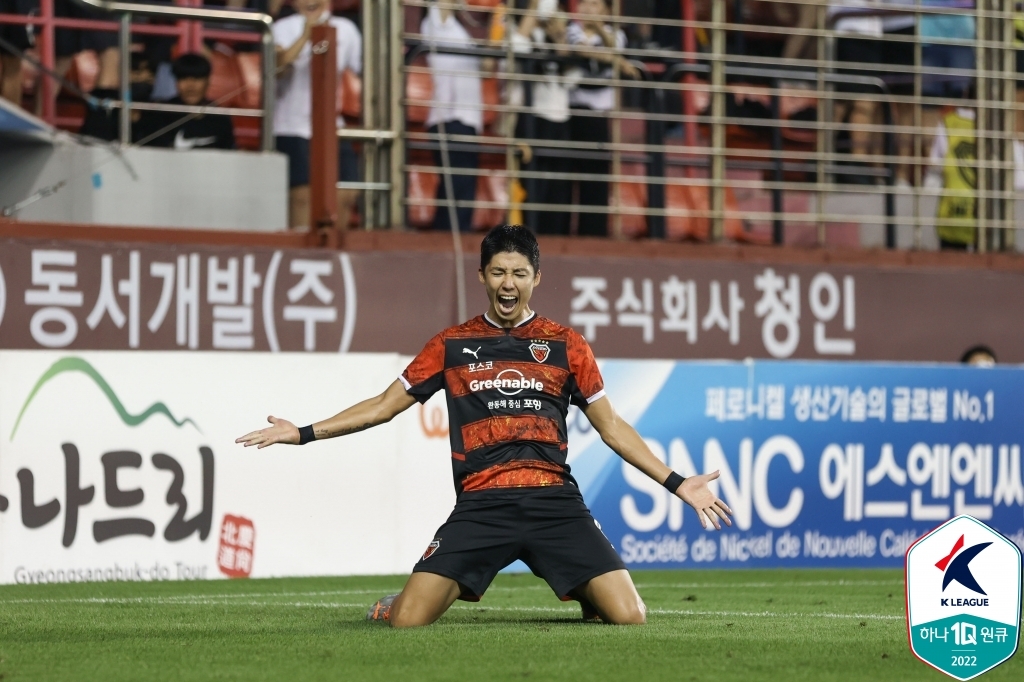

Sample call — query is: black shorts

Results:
[275,135,359,188]
[412,487,626,601]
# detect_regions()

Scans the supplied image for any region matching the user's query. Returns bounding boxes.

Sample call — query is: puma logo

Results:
[463,347,481,360]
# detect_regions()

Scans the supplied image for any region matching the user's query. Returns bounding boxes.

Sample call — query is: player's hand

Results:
[235,416,300,449]
[673,471,733,531]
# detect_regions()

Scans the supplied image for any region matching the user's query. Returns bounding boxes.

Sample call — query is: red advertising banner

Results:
[1,237,1022,362]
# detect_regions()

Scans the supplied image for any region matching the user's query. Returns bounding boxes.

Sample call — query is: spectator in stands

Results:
[0,0,34,106]
[54,0,121,92]
[882,2,916,186]
[1014,12,1024,134]
[621,0,654,50]
[78,51,156,142]
[923,99,1024,250]
[273,0,362,230]
[961,345,996,366]
[567,0,639,236]
[224,0,286,18]
[136,54,235,150]
[828,0,914,185]
[920,0,974,102]
[509,0,577,234]
[773,3,817,61]
[421,0,484,232]
[0,0,120,108]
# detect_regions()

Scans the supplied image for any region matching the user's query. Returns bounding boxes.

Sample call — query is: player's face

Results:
[479,251,541,325]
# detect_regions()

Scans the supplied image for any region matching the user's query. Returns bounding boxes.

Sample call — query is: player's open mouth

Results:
[497,295,518,315]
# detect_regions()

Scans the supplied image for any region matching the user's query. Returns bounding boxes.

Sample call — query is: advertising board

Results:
[2,352,1021,584]
[3,238,1024,362]
[576,361,1024,569]
[0,351,455,584]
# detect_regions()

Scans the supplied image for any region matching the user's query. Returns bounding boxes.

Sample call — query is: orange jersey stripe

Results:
[444,362,570,399]
[461,460,565,492]
[461,414,562,452]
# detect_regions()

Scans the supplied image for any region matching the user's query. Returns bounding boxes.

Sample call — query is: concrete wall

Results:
[0,136,287,231]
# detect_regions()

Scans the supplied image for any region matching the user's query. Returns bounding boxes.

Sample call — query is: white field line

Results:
[0,595,903,620]
[634,580,905,589]
[0,580,902,606]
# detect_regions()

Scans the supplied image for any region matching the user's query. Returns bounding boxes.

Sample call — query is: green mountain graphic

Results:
[10,357,200,440]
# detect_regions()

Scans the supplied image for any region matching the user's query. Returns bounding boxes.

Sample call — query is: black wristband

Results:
[298,425,315,445]
[663,471,685,493]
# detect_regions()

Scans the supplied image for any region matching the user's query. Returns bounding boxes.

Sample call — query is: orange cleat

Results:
[366,594,399,623]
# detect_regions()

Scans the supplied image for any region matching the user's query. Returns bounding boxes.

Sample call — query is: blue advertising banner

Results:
[567,361,1024,569]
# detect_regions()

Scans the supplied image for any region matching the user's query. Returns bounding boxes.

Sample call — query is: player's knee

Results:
[605,599,647,625]
[387,596,432,628]
[388,604,429,629]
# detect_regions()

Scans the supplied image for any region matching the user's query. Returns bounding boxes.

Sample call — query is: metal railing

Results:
[387,0,1021,250]
[2,0,1021,249]
[0,0,275,149]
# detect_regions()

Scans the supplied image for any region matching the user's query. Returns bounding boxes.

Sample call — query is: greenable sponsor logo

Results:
[10,357,200,440]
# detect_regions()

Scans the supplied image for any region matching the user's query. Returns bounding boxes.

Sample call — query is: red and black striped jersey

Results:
[400,312,605,495]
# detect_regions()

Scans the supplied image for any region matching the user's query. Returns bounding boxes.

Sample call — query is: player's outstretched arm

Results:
[582,396,733,530]
[235,379,417,449]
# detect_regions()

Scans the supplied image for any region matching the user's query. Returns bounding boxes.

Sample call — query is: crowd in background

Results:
[0,0,1020,246]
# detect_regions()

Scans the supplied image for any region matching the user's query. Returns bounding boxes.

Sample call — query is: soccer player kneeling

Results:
[236,225,733,627]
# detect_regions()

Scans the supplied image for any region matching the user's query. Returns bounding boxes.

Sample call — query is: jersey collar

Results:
[484,310,536,329]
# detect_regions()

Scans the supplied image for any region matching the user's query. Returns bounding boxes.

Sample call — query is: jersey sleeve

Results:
[400,333,446,403]
[566,330,605,408]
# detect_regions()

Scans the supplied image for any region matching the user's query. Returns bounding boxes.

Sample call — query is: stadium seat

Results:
[406,67,432,127]
[665,182,747,242]
[472,170,508,230]
[340,68,361,121]
[481,77,499,128]
[205,50,243,108]
[234,52,262,110]
[20,51,37,96]
[406,69,496,129]
[66,50,99,94]
[407,169,440,228]
[407,169,506,230]
[612,174,648,239]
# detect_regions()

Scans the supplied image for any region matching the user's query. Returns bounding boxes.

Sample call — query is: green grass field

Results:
[0,569,1019,681]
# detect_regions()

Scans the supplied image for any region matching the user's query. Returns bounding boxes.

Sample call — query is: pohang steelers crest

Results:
[906,515,1022,680]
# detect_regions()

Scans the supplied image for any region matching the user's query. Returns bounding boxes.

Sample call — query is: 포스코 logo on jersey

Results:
[906,515,1022,680]
[528,342,550,364]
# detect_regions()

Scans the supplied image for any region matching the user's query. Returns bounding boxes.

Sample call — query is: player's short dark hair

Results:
[480,225,540,273]
[172,53,212,80]
[960,345,996,364]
